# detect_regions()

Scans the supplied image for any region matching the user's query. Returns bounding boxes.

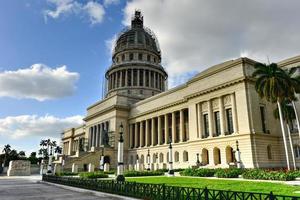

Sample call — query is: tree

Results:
[18,151,26,157]
[2,144,11,167]
[253,62,291,170]
[274,100,297,169]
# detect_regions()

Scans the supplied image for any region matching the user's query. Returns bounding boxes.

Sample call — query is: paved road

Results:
[0,176,129,200]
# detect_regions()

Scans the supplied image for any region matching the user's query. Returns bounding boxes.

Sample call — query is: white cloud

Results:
[0,64,79,101]
[104,0,120,7]
[83,1,105,24]
[105,34,117,56]
[0,115,83,139]
[44,0,105,25]
[123,0,300,87]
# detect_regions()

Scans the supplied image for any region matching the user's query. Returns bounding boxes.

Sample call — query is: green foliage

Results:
[124,170,164,177]
[180,168,216,177]
[242,169,296,181]
[79,172,108,179]
[57,172,79,176]
[215,168,244,178]
[103,170,116,174]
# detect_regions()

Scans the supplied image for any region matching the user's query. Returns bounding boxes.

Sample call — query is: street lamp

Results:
[116,123,125,182]
[147,149,150,171]
[168,137,174,176]
[47,146,53,174]
[196,153,200,166]
[235,140,241,168]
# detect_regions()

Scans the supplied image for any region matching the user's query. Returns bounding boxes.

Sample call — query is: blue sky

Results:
[1,0,300,155]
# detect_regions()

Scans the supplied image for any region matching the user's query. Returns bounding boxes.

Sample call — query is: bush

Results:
[103,170,116,175]
[124,170,164,177]
[215,168,243,178]
[56,172,79,176]
[242,169,296,181]
[180,168,215,177]
[79,172,109,179]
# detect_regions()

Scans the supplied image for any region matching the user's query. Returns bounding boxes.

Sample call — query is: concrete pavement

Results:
[0,176,135,200]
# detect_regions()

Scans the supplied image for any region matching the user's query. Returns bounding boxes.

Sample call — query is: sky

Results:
[0,0,300,155]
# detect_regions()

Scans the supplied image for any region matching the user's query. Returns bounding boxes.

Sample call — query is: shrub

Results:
[56,172,79,176]
[124,170,164,177]
[242,169,296,181]
[180,168,215,177]
[79,172,109,179]
[103,170,116,175]
[215,168,243,178]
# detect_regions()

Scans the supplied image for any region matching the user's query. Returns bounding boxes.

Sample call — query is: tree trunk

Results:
[287,124,296,170]
[292,101,300,142]
[278,101,291,170]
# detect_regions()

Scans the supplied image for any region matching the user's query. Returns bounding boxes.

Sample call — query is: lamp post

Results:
[99,148,104,171]
[47,145,53,174]
[116,123,125,182]
[196,153,200,166]
[147,149,150,171]
[235,140,241,168]
[168,137,174,176]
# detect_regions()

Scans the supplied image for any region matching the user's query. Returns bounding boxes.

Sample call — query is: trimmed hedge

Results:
[180,168,215,177]
[242,169,295,181]
[56,172,79,176]
[124,170,164,177]
[79,172,109,179]
[215,168,243,178]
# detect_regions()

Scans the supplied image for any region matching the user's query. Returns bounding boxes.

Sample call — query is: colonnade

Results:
[129,109,189,149]
[196,93,238,138]
[89,122,109,150]
[108,68,165,91]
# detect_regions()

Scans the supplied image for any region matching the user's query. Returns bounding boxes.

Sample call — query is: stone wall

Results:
[7,160,31,176]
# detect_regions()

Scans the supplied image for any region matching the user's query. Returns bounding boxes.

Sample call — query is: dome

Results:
[113,11,161,57]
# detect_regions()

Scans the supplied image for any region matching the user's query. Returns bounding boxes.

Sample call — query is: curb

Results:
[41,181,139,200]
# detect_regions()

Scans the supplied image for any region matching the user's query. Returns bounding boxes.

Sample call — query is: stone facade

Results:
[7,160,31,176]
[60,11,300,171]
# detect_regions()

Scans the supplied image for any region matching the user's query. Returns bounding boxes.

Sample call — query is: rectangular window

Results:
[226,108,234,134]
[260,106,267,133]
[203,114,209,138]
[214,111,221,136]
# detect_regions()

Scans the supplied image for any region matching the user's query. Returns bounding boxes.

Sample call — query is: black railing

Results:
[42,175,299,200]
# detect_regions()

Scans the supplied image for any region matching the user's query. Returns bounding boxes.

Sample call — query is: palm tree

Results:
[285,67,300,141]
[274,100,297,169]
[2,144,11,167]
[253,62,291,170]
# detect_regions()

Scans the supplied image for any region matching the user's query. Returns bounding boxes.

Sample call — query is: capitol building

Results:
[60,11,300,171]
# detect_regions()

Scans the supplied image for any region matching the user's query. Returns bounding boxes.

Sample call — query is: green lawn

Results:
[126,176,300,196]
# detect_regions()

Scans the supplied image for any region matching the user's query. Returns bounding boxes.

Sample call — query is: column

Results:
[93,125,97,147]
[140,121,144,147]
[231,93,238,133]
[151,118,155,145]
[143,69,146,87]
[148,70,151,87]
[172,112,176,143]
[135,123,138,148]
[125,69,128,87]
[219,97,225,136]
[208,100,214,137]
[137,69,140,86]
[180,110,184,142]
[145,119,149,146]
[95,124,99,147]
[120,70,123,87]
[165,114,169,144]
[129,124,132,148]
[131,68,134,86]
[154,72,157,88]
[89,127,93,148]
[100,123,103,146]
[197,103,203,139]
[158,116,162,145]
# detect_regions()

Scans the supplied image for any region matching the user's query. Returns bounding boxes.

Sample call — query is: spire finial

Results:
[131,10,143,28]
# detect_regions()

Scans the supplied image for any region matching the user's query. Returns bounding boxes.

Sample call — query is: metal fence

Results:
[42,175,299,200]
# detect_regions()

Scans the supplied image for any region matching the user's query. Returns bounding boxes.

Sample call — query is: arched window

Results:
[213,147,221,165]
[183,151,188,162]
[129,53,134,61]
[201,148,209,165]
[159,153,164,163]
[140,155,144,164]
[267,145,272,160]
[122,54,125,61]
[295,145,300,158]
[147,54,150,61]
[138,53,143,60]
[226,146,234,163]
[174,151,179,162]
